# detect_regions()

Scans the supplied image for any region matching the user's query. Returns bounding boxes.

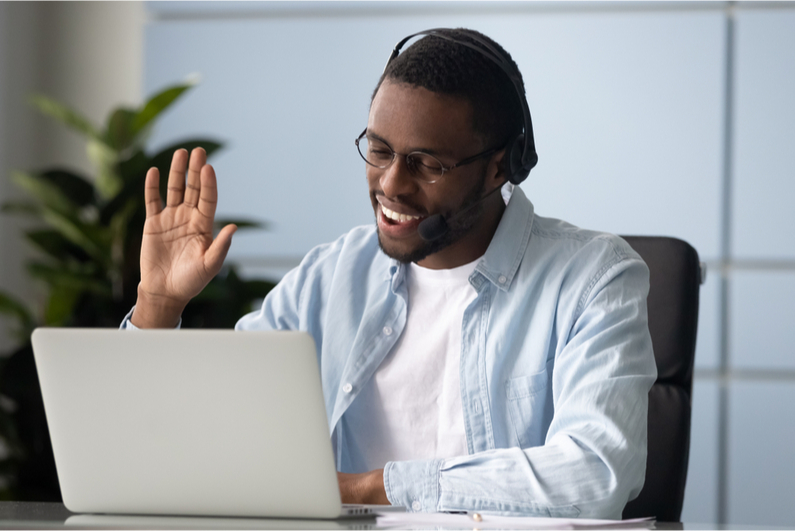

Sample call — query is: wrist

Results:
[369,469,389,505]
[131,287,187,329]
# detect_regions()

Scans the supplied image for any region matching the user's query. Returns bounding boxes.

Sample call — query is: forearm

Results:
[337,469,390,505]
[385,428,644,519]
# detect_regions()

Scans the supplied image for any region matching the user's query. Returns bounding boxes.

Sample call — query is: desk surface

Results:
[0,502,789,530]
[2,503,363,530]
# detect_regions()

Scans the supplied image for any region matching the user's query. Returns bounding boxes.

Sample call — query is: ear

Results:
[485,148,509,192]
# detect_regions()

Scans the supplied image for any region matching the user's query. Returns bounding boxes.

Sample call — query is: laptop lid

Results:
[31,328,344,519]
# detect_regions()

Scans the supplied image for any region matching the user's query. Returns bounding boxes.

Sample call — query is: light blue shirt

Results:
[234,186,657,519]
[123,186,656,518]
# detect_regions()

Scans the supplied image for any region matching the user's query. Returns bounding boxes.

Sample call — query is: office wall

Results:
[725,8,795,525]
[143,2,795,526]
[144,3,725,274]
[0,2,44,353]
[0,2,145,351]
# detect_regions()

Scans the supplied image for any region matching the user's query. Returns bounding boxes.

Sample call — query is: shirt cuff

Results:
[384,458,444,512]
[120,306,182,330]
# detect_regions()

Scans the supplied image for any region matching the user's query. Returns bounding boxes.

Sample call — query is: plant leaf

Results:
[131,83,195,137]
[117,149,151,183]
[39,169,95,207]
[43,285,82,326]
[243,279,278,299]
[28,95,100,140]
[98,149,152,225]
[86,139,121,199]
[10,171,77,215]
[1,202,39,216]
[104,108,138,151]
[214,218,267,231]
[28,263,108,294]
[99,177,146,226]
[39,209,110,265]
[25,230,91,263]
[192,281,228,301]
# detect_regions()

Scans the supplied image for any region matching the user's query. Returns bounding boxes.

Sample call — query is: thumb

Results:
[205,224,237,275]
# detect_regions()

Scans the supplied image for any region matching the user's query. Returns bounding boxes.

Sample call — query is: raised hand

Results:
[131,148,237,328]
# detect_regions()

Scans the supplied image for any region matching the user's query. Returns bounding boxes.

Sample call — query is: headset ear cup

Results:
[507,134,538,185]
[508,134,527,185]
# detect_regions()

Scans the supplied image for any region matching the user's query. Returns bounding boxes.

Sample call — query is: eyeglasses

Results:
[355,129,502,184]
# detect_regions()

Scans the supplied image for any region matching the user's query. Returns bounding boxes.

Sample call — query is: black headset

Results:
[384,28,538,185]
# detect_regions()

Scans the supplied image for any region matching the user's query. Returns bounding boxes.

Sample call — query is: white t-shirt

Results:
[344,258,479,471]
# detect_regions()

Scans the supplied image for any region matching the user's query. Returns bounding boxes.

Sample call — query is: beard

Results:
[376,175,488,264]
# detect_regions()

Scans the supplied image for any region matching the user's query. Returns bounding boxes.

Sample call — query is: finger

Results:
[166,149,188,207]
[184,147,206,207]
[204,224,237,275]
[197,163,219,219]
[144,167,163,217]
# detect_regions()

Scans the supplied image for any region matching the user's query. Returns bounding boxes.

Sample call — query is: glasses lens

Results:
[356,135,446,183]
[407,152,445,182]
[358,136,393,168]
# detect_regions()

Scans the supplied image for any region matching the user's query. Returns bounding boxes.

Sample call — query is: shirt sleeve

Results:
[383,255,657,519]
[234,240,335,335]
[119,306,182,329]
[235,254,311,332]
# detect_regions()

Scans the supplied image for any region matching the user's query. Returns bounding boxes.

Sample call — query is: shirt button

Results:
[411,500,422,511]
[342,383,353,393]
[498,275,507,284]
[383,326,393,336]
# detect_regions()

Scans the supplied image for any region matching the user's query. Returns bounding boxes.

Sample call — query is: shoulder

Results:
[238,224,389,330]
[298,224,385,273]
[281,224,391,291]
[484,187,643,293]
[528,215,641,270]
[519,215,649,313]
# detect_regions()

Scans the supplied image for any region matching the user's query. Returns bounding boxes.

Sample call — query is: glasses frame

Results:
[355,128,503,184]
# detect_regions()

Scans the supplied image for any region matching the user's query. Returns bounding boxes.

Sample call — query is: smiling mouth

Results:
[380,204,424,224]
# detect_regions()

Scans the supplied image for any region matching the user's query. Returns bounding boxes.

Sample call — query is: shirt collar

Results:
[474,185,535,292]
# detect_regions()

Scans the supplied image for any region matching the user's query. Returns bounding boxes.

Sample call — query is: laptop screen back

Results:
[32,328,342,518]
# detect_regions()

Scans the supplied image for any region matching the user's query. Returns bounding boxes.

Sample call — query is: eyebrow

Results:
[365,130,452,159]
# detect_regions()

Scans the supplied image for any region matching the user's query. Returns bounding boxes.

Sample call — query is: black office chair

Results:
[619,236,703,522]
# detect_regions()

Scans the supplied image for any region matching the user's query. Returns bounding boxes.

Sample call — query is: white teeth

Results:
[381,205,420,223]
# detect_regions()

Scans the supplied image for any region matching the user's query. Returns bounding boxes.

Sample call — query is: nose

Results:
[376,155,419,198]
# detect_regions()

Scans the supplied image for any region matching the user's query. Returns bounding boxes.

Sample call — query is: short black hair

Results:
[372,28,525,150]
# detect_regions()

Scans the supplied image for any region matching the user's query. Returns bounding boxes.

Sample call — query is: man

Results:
[125,29,656,518]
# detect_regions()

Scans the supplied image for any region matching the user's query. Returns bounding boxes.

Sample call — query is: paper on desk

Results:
[376,512,655,530]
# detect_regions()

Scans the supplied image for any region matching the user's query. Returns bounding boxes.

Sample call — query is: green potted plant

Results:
[0,82,275,500]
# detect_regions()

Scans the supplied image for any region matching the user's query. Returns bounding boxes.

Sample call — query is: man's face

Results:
[366,80,504,269]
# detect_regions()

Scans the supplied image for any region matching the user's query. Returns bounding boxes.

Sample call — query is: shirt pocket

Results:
[505,371,550,449]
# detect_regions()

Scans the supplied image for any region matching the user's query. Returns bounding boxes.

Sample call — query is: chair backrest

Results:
[620,236,702,522]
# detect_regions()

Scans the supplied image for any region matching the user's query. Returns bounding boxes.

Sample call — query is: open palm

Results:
[135,148,236,326]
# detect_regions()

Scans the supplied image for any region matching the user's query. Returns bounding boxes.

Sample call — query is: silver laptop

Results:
[32,328,394,519]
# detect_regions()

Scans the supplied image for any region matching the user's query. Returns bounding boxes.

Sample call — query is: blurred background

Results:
[0,1,793,527]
